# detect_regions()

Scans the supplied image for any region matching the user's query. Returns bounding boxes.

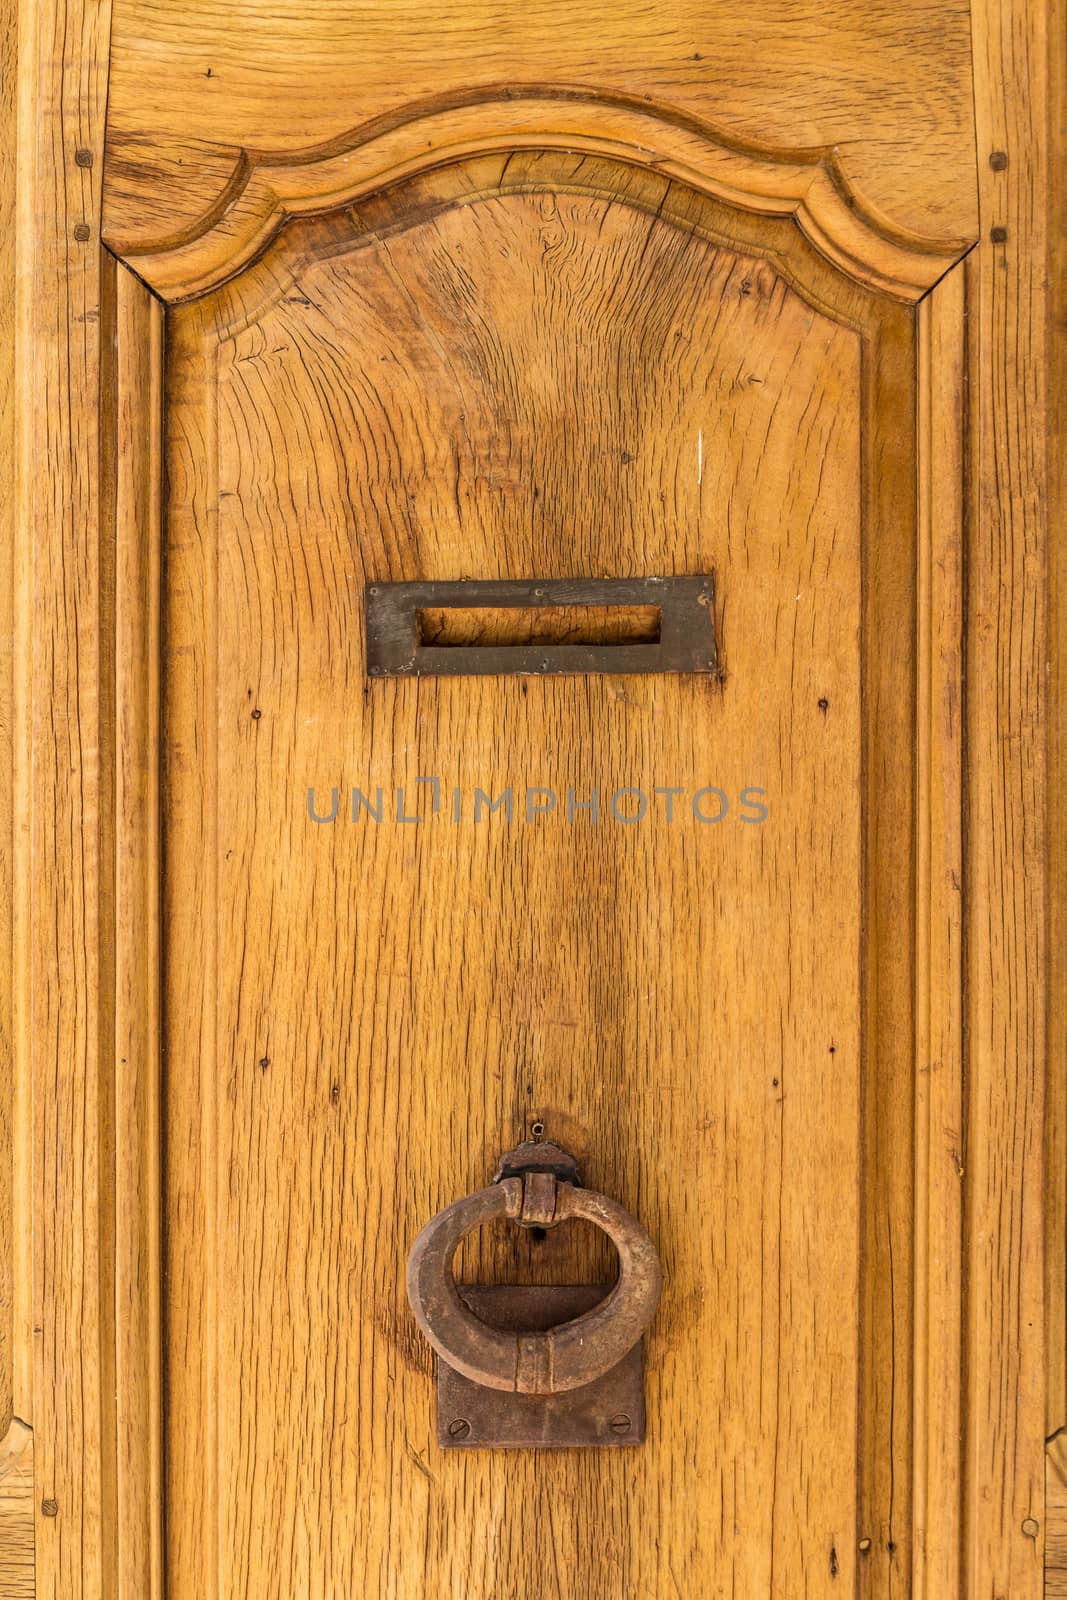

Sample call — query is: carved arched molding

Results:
[104,86,974,303]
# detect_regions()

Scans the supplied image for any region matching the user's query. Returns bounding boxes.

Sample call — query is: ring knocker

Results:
[407,1141,661,1446]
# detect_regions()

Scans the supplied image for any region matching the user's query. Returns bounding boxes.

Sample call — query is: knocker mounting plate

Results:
[436,1286,646,1449]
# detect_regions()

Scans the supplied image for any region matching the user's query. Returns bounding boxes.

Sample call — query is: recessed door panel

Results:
[160,154,916,1598]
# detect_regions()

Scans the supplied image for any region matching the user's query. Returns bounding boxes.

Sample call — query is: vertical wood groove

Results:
[912,267,967,1598]
[108,251,165,1600]
[161,296,221,1600]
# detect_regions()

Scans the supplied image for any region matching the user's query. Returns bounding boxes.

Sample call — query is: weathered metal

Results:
[493,1139,581,1186]
[365,575,716,677]
[406,1142,662,1428]
[435,1287,646,1449]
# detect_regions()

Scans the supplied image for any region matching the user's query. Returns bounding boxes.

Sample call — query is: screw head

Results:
[608,1413,632,1435]
[447,1418,471,1439]
[41,1498,59,1517]
[1022,1518,1039,1539]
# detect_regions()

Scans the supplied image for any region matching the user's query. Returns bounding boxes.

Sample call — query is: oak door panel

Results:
[160,154,917,1598]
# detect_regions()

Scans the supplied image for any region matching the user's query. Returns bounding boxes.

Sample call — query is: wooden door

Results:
[3,4,1060,1598]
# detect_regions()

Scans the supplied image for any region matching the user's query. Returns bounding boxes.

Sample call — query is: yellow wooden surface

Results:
[911,267,967,1600]
[13,0,116,1595]
[157,151,934,1598]
[2,6,35,1594]
[1045,0,1067,1444]
[967,0,1052,1588]
[0,1423,34,1600]
[105,255,166,1600]
[100,0,978,253]
[4,1,1058,1597]
[0,0,15,1456]
[1047,1439,1067,1597]
[104,98,967,308]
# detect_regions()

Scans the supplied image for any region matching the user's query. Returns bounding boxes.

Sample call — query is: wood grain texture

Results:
[1047,1438,1067,1597]
[159,151,948,1598]
[912,265,967,1600]
[966,0,1050,1593]
[0,0,20,1447]
[1045,0,1067,1446]
[13,1,1057,1594]
[104,252,165,1600]
[0,1420,34,1599]
[101,0,978,256]
[15,0,117,1594]
[101,94,970,307]
[0,8,35,1590]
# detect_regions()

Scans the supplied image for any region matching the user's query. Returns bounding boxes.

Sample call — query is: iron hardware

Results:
[406,1141,662,1447]
[365,575,716,678]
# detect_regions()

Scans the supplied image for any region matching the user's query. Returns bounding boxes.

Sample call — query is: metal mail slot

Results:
[364,576,717,678]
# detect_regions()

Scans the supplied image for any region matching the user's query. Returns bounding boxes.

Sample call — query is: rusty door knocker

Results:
[407,1141,661,1448]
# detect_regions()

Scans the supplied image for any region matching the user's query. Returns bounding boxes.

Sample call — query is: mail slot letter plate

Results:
[365,575,716,678]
